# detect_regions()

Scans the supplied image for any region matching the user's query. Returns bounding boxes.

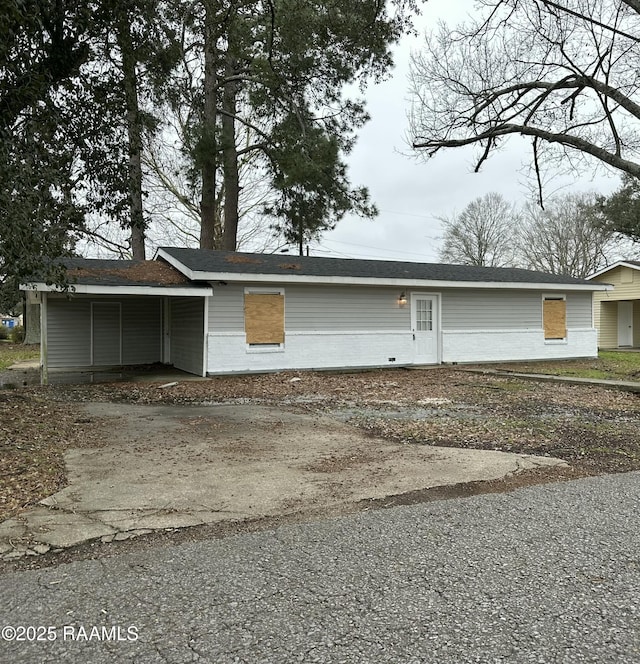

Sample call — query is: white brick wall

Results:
[208,330,415,373]
[208,327,598,373]
[442,328,598,363]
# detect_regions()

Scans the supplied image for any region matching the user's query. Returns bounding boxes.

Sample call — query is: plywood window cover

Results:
[543,298,566,339]
[245,293,284,344]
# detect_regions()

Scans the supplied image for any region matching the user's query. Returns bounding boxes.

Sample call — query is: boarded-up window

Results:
[543,298,566,340]
[244,293,284,344]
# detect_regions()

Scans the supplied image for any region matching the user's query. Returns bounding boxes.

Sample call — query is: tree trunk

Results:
[116,14,146,260]
[221,50,240,251]
[199,0,219,250]
[23,300,41,344]
[298,221,304,256]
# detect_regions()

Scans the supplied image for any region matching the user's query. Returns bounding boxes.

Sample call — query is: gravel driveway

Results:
[2,471,640,663]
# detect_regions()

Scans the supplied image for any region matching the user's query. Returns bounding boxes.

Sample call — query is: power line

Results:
[311,246,354,259]
[378,208,439,220]
[321,237,438,261]
[314,243,439,263]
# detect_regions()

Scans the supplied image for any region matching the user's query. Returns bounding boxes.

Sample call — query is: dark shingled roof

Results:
[62,258,206,288]
[160,247,595,285]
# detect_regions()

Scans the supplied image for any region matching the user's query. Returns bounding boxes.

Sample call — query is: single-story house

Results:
[23,248,611,378]
[588,260,640,348]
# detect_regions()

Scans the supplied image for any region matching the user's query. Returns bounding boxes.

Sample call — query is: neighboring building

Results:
[1,315,21,329]
[22,249,610,378]
[588,260,640,348]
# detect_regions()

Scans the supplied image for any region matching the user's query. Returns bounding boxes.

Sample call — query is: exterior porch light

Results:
[398,291,407,307]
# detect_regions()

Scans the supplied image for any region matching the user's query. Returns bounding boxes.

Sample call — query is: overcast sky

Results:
[312,0,621,264]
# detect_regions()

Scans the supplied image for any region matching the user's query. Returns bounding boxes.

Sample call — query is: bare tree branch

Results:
[438,193,519,267]
[535,0,639,41]
[409,0,640,188]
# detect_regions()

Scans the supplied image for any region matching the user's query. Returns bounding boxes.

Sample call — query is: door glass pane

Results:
[416,299,432,331]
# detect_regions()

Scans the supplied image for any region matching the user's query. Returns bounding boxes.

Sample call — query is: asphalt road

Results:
[2,473,640,664]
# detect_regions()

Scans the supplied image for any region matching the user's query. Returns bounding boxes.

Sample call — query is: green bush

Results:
[0,326,8,340]
[9,325,24,343]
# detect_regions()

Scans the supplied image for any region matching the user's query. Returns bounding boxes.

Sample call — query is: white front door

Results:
[618,301,633,347]
[411,293,439,364]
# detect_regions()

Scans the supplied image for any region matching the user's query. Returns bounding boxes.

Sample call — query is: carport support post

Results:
[40,292,48,385]
[163,296,170,363]
[202,295,209,377]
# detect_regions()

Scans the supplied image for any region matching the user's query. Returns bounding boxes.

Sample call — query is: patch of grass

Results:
[493,350,640,382]
[0,343,39,371]
[545,366,611,379]
[598,351,640,376]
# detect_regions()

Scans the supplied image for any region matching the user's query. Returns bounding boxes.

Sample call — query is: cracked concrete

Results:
[0,402,566,560]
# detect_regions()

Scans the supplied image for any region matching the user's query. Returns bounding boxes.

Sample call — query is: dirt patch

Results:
[0,392,103,520]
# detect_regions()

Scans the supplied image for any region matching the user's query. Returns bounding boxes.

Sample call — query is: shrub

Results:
[9,325,24,343]
[0,326,8,340]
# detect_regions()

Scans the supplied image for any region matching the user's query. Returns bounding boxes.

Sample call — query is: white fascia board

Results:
[155,248,197,280]
[21,282,211,297]
[587,261,640,280]
[181,271,611,291]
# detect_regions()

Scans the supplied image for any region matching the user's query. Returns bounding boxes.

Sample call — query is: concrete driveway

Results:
[0,402,565,559]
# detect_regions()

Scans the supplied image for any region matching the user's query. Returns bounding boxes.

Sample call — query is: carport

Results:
[24,259,211,382]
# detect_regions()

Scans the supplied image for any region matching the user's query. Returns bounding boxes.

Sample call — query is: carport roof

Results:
[64,258,195,287]
[23,258,212,296]
[157,247,610,291]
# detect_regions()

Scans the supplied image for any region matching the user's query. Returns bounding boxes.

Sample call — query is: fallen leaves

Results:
[0,394,100,521]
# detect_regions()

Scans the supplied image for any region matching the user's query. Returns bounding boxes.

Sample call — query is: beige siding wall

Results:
[591,266,638,297]
[634,301,640,347]
[597,301,618,348]
[591,266,640,347]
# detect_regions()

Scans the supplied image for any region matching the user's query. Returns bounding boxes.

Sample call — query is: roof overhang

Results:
[587,261,640,280]
[20,283,212,297]
[155,250,610,291]
[206,273,611,290]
